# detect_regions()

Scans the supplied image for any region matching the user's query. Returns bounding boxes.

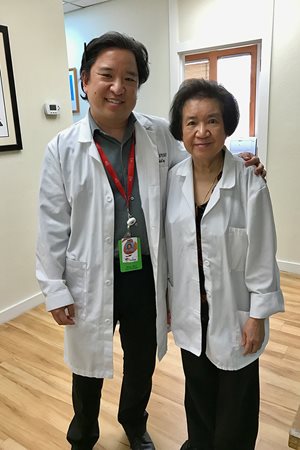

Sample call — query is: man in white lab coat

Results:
[36,32,264,450]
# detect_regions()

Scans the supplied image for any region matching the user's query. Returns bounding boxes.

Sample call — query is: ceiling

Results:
[63,0,110,14]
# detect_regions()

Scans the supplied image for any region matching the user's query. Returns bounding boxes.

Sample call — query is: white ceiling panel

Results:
[63,0,110,14]
[63,3,81,13]
[71,0,109,6]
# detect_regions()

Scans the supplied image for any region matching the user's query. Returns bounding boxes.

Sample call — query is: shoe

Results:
[129,431,155,450]
[180,440,199,450]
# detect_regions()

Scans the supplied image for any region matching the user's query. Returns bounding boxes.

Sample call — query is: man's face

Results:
[83,48,139,131]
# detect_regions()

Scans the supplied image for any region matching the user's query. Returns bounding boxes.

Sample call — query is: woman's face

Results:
[182,97,227,162]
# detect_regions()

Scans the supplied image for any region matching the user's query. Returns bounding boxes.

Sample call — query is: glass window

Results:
[184,45,258,145]
[185,59,209,80]
[218,54,251,139]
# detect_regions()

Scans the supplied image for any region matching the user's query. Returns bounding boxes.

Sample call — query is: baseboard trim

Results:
[0,292,44,324]
[278,260,300,275]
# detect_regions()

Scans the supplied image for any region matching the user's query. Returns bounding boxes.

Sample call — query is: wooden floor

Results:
[0,272,299,450]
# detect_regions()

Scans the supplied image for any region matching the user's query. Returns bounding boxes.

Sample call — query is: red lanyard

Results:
[94,136,135,208]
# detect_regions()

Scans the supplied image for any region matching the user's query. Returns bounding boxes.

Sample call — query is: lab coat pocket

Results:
[228,227,248,271]
[234,310,250,349]
[65,258,87,320]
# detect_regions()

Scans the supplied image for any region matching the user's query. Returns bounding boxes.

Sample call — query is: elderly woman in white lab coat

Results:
[165,78,284,450]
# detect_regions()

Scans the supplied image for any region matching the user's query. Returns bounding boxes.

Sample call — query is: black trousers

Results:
[181,313,259,450]
[67,256,157,450]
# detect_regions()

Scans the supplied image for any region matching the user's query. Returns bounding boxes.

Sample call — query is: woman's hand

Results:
[241,317,265,355]
[239,152,267,179]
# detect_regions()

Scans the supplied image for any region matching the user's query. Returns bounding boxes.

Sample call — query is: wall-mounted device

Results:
[44,103,60,116]
[229,137,257,155]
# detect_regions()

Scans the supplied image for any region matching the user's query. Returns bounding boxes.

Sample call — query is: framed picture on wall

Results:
[69,67,80,113]
[0,24,22,152]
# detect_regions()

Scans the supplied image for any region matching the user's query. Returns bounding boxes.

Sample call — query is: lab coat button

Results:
[105,237,112,244]
[105,279,111,286]
[204,260,210,267]
[106,195,112,202]
[105,319,111,324]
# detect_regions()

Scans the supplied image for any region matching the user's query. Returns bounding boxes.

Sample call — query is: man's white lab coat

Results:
[36,112,186,378]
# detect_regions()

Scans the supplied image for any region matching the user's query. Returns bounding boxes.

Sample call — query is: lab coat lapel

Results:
[204,180,221,215]
[77,114,102,163]
[177,158,195,215]
[203,148,236,216]
[134,117,160,257]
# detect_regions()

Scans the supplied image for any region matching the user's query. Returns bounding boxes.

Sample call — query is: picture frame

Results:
[0,25,22,152]
[69,67,80,113]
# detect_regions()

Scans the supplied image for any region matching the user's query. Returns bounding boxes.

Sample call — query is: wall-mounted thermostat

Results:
[44,103,60,116]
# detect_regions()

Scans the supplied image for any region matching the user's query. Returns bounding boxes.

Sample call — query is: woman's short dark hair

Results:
[169,78,240,140]
[80,31,150,100]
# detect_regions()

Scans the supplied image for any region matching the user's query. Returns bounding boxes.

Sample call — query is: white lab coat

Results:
[36,111,186,378]
[165,149,284,370]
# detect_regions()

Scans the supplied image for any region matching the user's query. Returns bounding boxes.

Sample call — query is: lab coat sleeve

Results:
[168,137,187,168]
[36,138,74,311]
[165,124,187,168]
[152,115,187,168]
[245,178,284,318]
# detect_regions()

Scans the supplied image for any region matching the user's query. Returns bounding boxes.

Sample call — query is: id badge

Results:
[118,236,142,272]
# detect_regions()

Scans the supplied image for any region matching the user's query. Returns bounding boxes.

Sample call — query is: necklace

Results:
[194,155,223,206]
[199,173,220,205]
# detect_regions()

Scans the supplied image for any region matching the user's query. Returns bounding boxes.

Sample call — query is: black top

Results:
[195,202,208,304]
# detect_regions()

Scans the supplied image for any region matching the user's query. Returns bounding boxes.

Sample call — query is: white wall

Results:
[64,0,171,121]
[0,0,73,322]
[170,0,300,274]
[267,0,300,273]
[169,0,274,168]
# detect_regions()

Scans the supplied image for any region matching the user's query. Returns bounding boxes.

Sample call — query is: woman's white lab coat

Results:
[36,112,185,378]
[165,149,284,370]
